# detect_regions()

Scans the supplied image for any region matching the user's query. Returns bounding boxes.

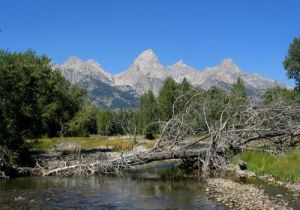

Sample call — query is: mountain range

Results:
[56,49,285,108]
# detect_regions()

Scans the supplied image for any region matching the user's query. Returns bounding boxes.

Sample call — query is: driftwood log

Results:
[41,148,207,176]
[17,90,300,177]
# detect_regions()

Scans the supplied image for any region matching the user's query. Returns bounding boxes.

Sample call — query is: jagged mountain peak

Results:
[59,56,113,86]
[137,49,156,58]
[63,57,102,68]
[114,49,165,95]
[166,59,202,85]
[58,51,286,108]
[217,58,241,73]
[173,59,187,67]
[221,58,235,64]
[85,59,106,72]
[132,49,161,67]
[62,56,107,74]
[168,59,196,71]
[63,56,84,66]
[66,56,82,61]
[86,58,101,66]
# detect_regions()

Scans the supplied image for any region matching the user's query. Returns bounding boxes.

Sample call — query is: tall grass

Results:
[237,148,300,182]
[25,137,135,152]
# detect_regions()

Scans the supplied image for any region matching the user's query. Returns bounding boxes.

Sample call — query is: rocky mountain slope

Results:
[57,49,285,108]
[114,49,166,95]
[60,56,113,86]
[57,57,138,109]
[114,49,283,95]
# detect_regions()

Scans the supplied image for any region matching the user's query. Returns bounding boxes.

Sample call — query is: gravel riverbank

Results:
[224,165,300,194]
[207,178,291,209]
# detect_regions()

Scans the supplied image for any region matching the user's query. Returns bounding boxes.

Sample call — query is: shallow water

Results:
[240,176,300,209]
[222,170,300,209]
[0,167,225,209]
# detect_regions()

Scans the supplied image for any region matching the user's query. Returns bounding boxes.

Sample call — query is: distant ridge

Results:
[57,49,285,108]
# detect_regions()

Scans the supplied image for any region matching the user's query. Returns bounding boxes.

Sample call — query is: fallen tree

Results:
[39,148,208,176]
[154,91,300,173]
[17,148,208,176]
[16,88,300,177]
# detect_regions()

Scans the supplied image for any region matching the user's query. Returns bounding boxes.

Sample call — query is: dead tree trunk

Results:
[41,148,208,176]
[23,90,300,177]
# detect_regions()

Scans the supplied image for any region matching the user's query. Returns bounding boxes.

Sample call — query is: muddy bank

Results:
[207,178,291,209]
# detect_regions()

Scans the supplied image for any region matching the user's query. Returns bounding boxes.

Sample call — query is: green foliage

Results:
[177,78,192,92]
[238,150,277,174]
[94,78,195,136]
[138,90,158,136]
[204,87,229,122]
[0,50,86,150]
[230,77,247,106]
[283,37,300,88]
[177,79,249,133]
[67,104,99,136]
[157,77,178,120]
[95,78,249,136]
[228,77,248,123]
[232,77,246,96]
[238,148,300,182]
[97,110,112,135]
[174,78,193,112]
[263,86,300,104]
[40,74,87,137]
[97,109,139,136]
[113,109,138,135]
[95,78,193,137]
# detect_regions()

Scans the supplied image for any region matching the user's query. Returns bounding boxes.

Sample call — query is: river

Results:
[0,166,225,209]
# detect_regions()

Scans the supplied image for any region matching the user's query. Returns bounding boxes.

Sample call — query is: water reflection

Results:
[0,167,225,209]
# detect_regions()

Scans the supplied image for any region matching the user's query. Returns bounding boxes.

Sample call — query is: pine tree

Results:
[232,77,246,98]
[157,77,178,121]
[139,90,158,137]
[283,37,300,88]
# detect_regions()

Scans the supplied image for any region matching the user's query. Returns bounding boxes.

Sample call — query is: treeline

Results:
[91,77,247,138]
[96,78,192,138]
[64,77,193,138]
[1,50,299,166]
[77,77,299,139]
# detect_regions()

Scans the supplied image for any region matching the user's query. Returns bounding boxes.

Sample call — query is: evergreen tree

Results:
[139,90,158,137]
[178,78,191,92]
[157,77,178,120]
[232,77,246,97]
[205,87,229,122]
[283,37,300,88]
[230,77,247,106]
[175,78,192,112]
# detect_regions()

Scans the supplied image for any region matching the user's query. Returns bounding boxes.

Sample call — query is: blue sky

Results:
[0,0,300,86]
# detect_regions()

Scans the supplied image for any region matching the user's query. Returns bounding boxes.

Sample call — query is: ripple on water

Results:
[0,168,225,209]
